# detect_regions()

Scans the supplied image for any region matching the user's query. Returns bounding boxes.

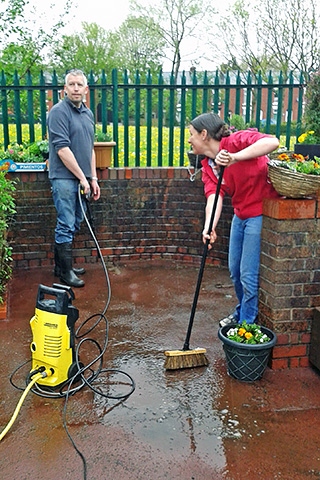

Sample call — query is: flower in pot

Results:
[218,321,277,382]
[270,151,320,175]
[94,130,116,169]
[297,131,320,145]
[268,150,320,198]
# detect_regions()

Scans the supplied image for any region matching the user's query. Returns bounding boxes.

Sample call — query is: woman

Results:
[188,112,280,327]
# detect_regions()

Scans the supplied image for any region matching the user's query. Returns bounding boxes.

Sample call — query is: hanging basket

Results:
[218,324,277,382]
[268,162,320,198]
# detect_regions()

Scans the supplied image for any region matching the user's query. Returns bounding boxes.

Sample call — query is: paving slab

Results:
[1,261,320,480]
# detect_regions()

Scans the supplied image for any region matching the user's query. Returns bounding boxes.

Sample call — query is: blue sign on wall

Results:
[0,160,47,172]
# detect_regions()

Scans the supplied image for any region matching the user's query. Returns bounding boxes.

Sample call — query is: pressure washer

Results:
[29,283,81,390]
[1,184,136,479]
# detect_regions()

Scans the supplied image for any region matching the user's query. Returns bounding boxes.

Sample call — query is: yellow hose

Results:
[0,370,50,442]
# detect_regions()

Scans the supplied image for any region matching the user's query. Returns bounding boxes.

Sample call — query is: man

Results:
[47,69,100,287]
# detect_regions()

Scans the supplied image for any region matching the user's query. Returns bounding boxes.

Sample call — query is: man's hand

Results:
[80,178,91,196]
[90,178,100,201]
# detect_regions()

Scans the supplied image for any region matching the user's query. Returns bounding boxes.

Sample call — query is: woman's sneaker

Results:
[219,314,238,328]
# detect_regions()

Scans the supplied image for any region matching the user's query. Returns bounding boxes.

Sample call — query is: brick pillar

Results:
[260,197,320,369]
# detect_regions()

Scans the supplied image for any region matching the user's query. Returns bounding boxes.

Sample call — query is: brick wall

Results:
[260,197,320,369]
[8,169,320,370]
[7,168,232,269]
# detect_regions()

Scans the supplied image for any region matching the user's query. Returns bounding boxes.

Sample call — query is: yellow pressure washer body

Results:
[30,284,80,389]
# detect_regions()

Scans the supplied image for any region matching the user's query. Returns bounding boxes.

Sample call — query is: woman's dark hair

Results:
[190,113,231,141]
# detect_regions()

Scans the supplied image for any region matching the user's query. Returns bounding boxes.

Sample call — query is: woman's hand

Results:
[202,228,217,249]
[215,149,234,166]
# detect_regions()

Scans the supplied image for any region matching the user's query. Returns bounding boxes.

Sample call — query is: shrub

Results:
[304,71,320,143]
[0,172,16,303]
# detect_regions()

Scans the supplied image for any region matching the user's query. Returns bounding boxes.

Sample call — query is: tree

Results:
[216,0,320,80]
[0,0,74,120]
[0,0,31,38]
[258,0,320,75]
[0,41,46,79]
[109,15,165,75]
[131,0,216,80]
[49,22,113,79]
[0,0,74,79]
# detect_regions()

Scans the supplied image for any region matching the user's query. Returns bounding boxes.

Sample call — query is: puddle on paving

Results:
[93,355,227,469]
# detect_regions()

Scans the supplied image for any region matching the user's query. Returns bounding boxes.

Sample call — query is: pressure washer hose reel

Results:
[29,283,80,389]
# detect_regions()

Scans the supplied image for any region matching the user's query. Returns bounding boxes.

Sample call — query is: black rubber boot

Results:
[55,242,85,288]
[54,244,86,277]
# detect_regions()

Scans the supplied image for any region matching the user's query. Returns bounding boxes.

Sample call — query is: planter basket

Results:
[268,162,320,198]
[218,324,277,382]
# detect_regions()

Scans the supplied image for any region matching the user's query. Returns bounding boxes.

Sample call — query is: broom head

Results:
[164,347,209,370]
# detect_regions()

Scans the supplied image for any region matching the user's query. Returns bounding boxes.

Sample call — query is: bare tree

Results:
[215,0,320,79]
[259,0,320,76]
[131,0,216,80]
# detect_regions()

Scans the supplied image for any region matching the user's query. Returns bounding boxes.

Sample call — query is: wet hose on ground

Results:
[5,182,136,480]
[0,370,52,442]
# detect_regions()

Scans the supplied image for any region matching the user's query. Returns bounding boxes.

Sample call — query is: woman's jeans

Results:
[51,178,86,244]
[228,214,263,324]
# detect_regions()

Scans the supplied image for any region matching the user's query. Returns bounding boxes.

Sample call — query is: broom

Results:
[164,166,225,370]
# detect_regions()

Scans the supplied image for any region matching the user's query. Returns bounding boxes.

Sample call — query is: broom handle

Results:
[183,165,225,351]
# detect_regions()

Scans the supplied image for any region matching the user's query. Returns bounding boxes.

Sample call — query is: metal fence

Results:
[0,69,307,167]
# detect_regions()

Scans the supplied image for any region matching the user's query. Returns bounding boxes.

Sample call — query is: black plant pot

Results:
[294,144,320,160]
[218,324,277,382]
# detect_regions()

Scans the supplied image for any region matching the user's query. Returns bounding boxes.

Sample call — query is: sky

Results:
[66,0,131,31]
[31,0,134,33]
[25,0,224,71]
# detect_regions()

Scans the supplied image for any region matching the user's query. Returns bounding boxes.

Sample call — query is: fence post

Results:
[285,72,294,149]
[179,70,187,166]
[157,70,164,167]
[39,71,47,140]
[134,70,141,167]
[255,71,262,128]
[26,71,35,143]
[1,71,10,149]
[14,71,22,145]
[146,69,153,167]
[296,71,307,141]
[111,68,119,167]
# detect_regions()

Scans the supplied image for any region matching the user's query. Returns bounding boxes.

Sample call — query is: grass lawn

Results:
[0,124,295,168]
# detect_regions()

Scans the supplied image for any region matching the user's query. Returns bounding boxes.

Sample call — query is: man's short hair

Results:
[65,69,87,86]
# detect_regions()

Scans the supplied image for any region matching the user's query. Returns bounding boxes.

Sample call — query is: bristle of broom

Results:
[164,348,209,370]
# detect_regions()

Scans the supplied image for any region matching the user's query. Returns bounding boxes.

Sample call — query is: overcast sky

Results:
[33,0,132,32]
[26,0,222,71]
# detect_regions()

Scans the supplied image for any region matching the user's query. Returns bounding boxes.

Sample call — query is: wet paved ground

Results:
[1,260,320,480]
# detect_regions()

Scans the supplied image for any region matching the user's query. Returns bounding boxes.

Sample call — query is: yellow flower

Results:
[298,133,307,143]
[238,327,246,337]
[245,332,253,340]
[298,131,315,144]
